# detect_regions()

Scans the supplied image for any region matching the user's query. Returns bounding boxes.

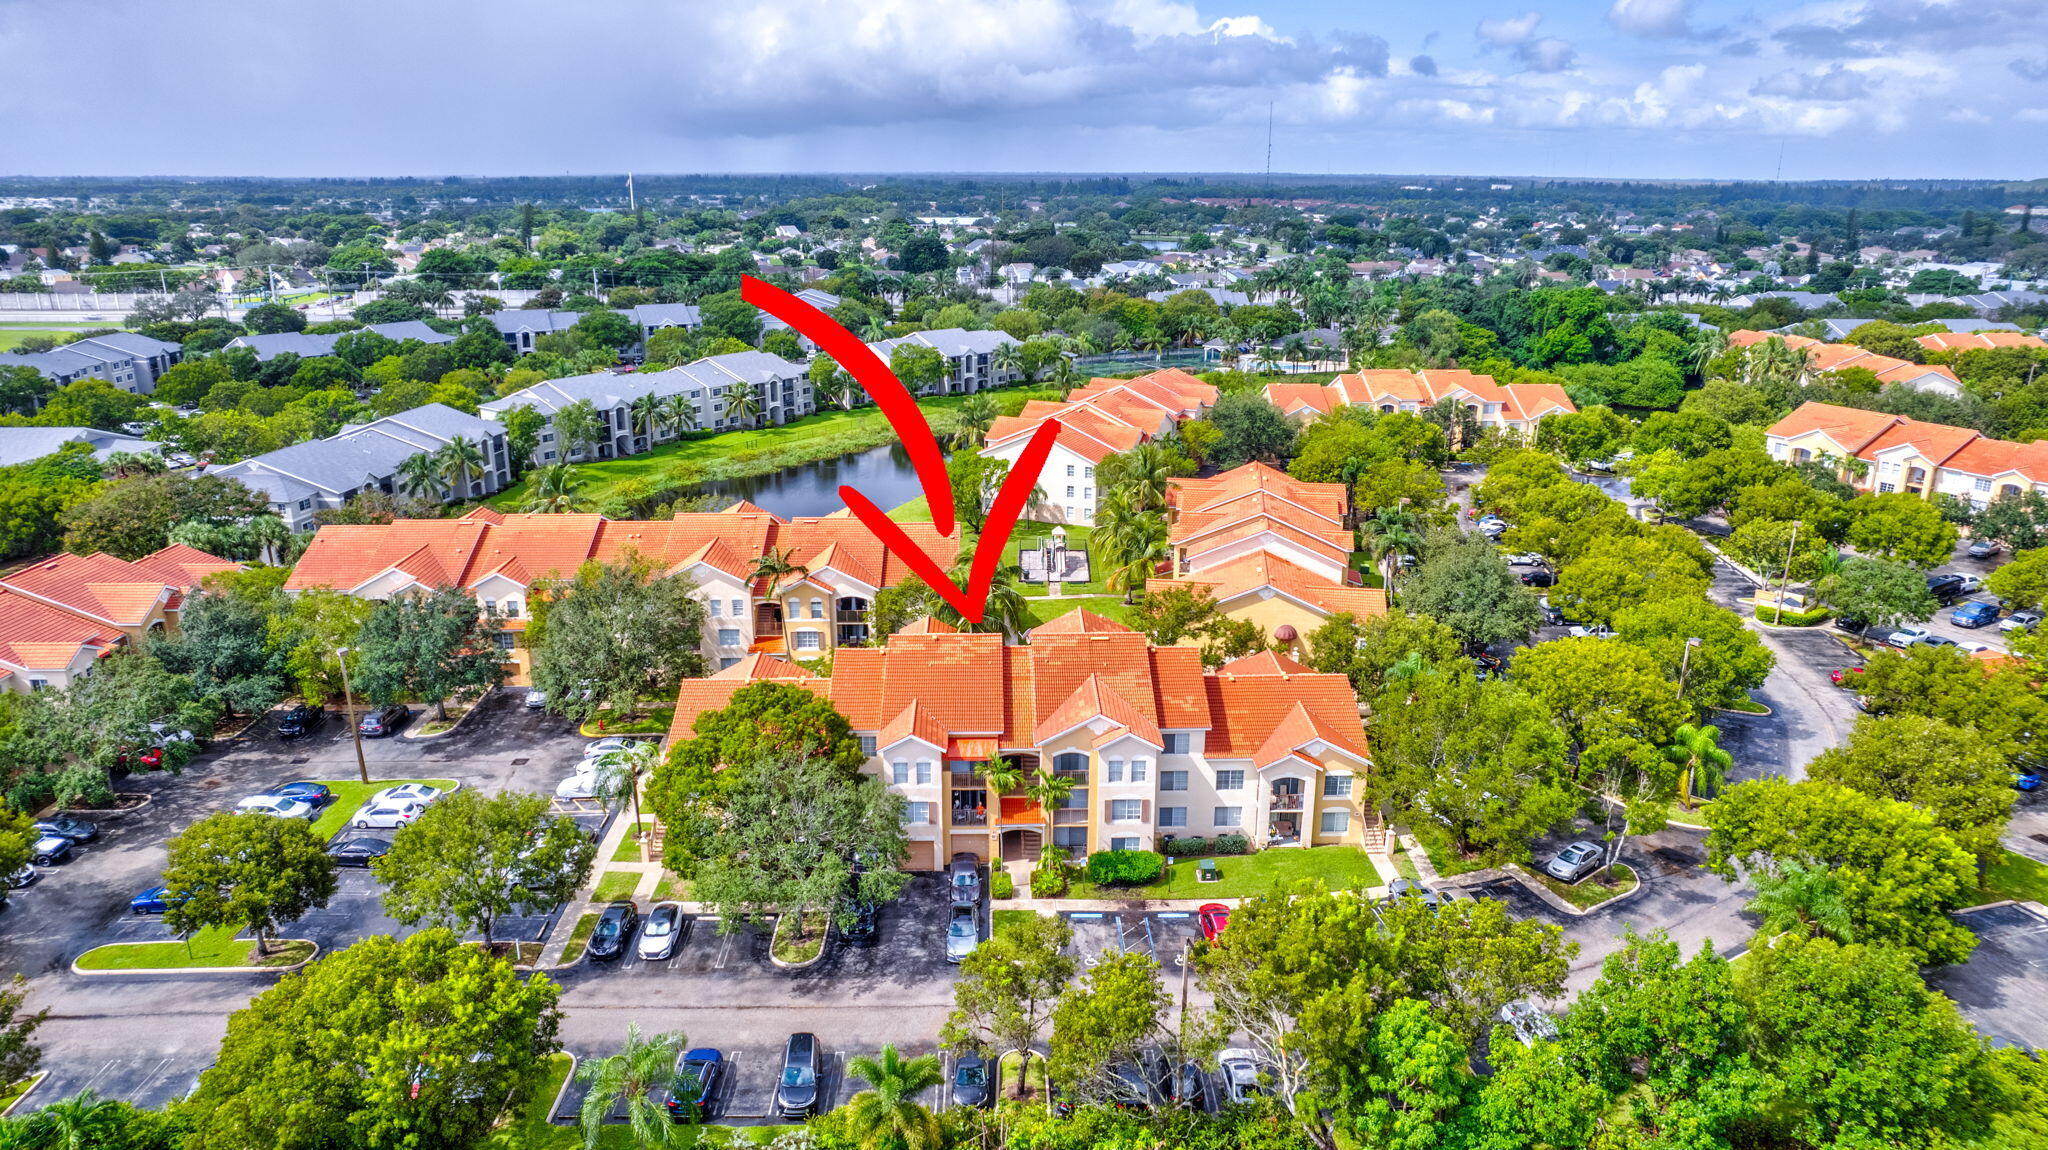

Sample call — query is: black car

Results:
[1926,574,1967,604]
[950,1052,993,1109]
[1107,1063,1153,1111]
[838,899,879,947]
[1518,570,1556,587]
[359,704,411,737]
[263,781,335,808]
[774,1033,822,1118]
[325,834,393,867]
[587,902,639,962]
[276,704,324,739]
[665,1048,725,1122]
[31,817,96,843]
[1152,1058,1210,1110]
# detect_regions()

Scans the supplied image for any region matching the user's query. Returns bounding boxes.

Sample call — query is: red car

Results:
[1198,903,1230,942]
[1829,666,1866,687]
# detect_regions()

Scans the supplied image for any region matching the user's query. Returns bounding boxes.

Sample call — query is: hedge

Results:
[991,871,1015,900]
[1755,604,1831,626]
[1162,834,1251,858]
[1030,857,1076,898]
[1086,849,1165,887]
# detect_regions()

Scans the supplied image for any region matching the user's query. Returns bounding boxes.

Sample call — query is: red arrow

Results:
[741,275,1061,625]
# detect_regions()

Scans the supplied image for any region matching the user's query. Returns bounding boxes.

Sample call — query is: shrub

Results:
[1210,833,1251,856]
[1755,604,1831,626]
[1086,849,1164,887]
[1030,857,1075,898]
[1162,835,1211,857]
[991,871,1015,900]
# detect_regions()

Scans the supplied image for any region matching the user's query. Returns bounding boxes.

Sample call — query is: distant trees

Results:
[350,586,505,722]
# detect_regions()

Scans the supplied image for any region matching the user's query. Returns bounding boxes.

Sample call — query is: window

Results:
[297,498,312,511]
[1110,799,1142,822]
[717,628,741,646]
[859,736,877,755]
[794,631,822,650]
[1053,827,1087,852]
[503,600,521,618]
[1323,776,1353,798]
[1160,806,1187,827]
[27,679,48,692]
[1164,733,1190,755]
[1129,758,1148,782]
[1976,477,1993,493]
[904,802,932,825]
[1215,769,1244,791]
[1084,467,1094,478]
[1111,836,1141,851]
[1054,752,1087,773]
[916,761,933,785]
[809,599,824,619]
[483,599,497,614]
[1213,806,1242,827]
[891,761,910,784]
[1066,486,1075,498]
[1878,482,1896,493]
[731,599,744,616]
[710,600,722,616]
[718,656,739,669]
[1106,758,1123,783]
[493,632,516,651]
[1161,770,1188,792]
[1066,464,1075,477]
[1319,810,1351,835]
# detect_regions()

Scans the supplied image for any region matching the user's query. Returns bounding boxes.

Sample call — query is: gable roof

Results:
[1265,369,1575,423]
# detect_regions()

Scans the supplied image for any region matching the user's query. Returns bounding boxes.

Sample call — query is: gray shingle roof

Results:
[0,427,158,468]
[226,320,453,362]
[867,327,1017,360]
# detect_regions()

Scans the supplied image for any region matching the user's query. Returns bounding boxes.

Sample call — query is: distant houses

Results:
[0,426,158,468]
[866,328,1022,395]
[1265,370,1575,436]
[487,304,701,357]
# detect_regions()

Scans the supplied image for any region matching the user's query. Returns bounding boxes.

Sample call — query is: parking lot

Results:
[1063,910,1204,968]
[1927,902,2048,1050]
[554,1039,973,1126]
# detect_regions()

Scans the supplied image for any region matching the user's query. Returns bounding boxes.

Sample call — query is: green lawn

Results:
[993,908,1043,936]
[1021,595,1139,630]
[1978,850,2048,905]
[490,389,1059,512]
[485,1054,792,1149]
[652,873,690,901]
[0,1075,40,1117]
[592,871,640,902]
[579,707,674,737]
[1067,846,1379,900]
[76,927,315,971]
[559,913,600,965]
[1413,833,1499,879]
[888,496,935,523]
[1527,864,1638,910]
[1390,847,1421,882]
[307,779,461,841]
[610,828,653,863]
[1012,521,1109,597]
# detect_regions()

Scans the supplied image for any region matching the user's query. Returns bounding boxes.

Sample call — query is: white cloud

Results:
[1476,12,1542,46]
[1474,12,1574,72]
[1608,0,1694,37]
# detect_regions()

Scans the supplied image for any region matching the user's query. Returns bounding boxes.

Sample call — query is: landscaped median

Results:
[310,778,461,840]
[496,1054,794,1149]
[1519,863,1640,912]
[74,926,316,975]
[558,912,600,965]
[769,910,830,969]
[1055,846,1381,900]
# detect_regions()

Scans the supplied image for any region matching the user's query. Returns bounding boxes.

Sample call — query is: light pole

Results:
[1676,636,1702,700]
[336,646,369,785]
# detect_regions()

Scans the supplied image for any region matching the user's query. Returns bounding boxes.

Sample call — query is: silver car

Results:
[235,794,316,820]
[1218,1048,1267,1105]
[948,853,981,906]
[350,799,426,830]
[1544,841,1603,883]
[637,901,684,961]
[945,904,979,963]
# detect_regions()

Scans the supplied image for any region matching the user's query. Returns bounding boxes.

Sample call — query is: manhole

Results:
[511,758,529,766]
[290,756,308,765]
[2031,833,2048,847]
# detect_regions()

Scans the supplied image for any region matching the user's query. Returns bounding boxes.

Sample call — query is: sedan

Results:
[1884,626,1933,648]
[130,886,188,914]
[350,799,425,830]
[1545,841,1604,883]
[665,1049,724,1122]
[29,835,71,865]
[371,783,444,807]
[950,1052,993,1110]
[588,902,639,962]
[1155,1059,1209,1110]
[949,853,982,906]
[1967,539,2003,559]
[1503,552,1545,567]
[2016,771,2043,793]
[1198,902,1230,942]
[275,704,323,739]
[1219,1050,1267,1106]
[1518,570,1556,587]
[638,901,685,961]
[945,904,979,963]
[236,794,317,820]
[32,817,96,843]
[556,772,602,801]
[584,737,635,759]
[262,782,335,808]
[2001,610,2042,634]
[523,689,547,710]
[326,834,393,867]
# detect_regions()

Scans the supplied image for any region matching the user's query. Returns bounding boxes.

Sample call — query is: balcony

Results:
[951,808,989,827]
[1052,808,1090,826]
[1269,793,1305,813]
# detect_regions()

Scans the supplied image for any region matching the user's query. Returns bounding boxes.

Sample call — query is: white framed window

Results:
[794,631,822,650]
[1976,477,1992,493]
[717,628,741,646]
[1110,799,1142,822]
[1066,464,1075,476]
[1213,806,1242,827]
[1129,759,1148,783]
[1161,770,1187,791]
[710,600,722,616]
[1084,466,1094,478]
[859,736,877,755]
[916,761,933,785]
[731,599,744,616]
[1106,758,1124,783]
[1164,733,1190,755]
[1066,486,1075,498]
[1323,775,1353,798]
[809,598,824,619]
[1215,770,1244,791]
[1319,810,1351,835]
[905,802,932,825]
[1160,806,1187,827]
[1111,836,1141,851]
[891,760,910,784]
[1878,482,1896,493]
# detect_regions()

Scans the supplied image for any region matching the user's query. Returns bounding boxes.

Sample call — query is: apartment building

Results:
[480,350,810,466]
[0,544,239,693]
[1914,330,2047,354]
[982,368,1219,526]
[4,332,183,394]
[210,403,513,531]
[284,505,954,680]
[488,304,702,357]
[865,328,1022,395]
[224,320,452,361]
[1766,401,2048,510]
[665,608,1377,869]
[1729,330,1963,397]
[1265,370,1575,435]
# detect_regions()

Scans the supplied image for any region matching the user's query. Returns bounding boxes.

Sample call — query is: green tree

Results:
[1846,491,1961,568]
[1126,585,1222,647]
[1514,637,1686,755]
[1554,534,1712,627]
[1986,544,2048,610]
[1629,447,1783,519]
[1613,595,1774,713]
[0,975,45,1090]
[942,913,1076,1096]
[723,381,762,429]
[1705,779,1979,965]
[1854,642,2046,761]
[570,308,635,355]
[945,448,1009,534]
[1808,713,2016,864]
[149,591,285,718]
[1662,721,1734,804]
[54,648,217,774]
[840,1046,945,1150]
[498,404,548,471]
[1304,608,1463,701]
[1048,951,1170,1103]
[1679,378,1777,426]
[267,587,372,705]
[1747,860,1856,942]
[550,399,606,459]
[526,554,707,723]
[161,811,337,956]
[889,343,948,397]
[1399,530,1542,647]
[374,790,596,949]
[60,472,269,560]
[1817,555,1939,627]
[19,1090,126,1150]
[575,1025,686,1150]
[1535,405,1630,464]
[1205,393,1296,468]
[184,929,561,1150]
[350,587,504,722]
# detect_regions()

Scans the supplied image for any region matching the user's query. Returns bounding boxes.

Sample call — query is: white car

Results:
[371,783,444,807]
[351,799,426,829]
[1955,640,1994,654]
[236,795,316,820]
[638,901,685,961]
[556,771,602,801]
[524,689,547,709]
[583,737,635,759]
[1503,553,1545,567]
[1567,624,1616,640]
[1218,1048,1267,1105]
[1885,626,1934,649]
[149,721,195,744]
[1955,574,1986,594]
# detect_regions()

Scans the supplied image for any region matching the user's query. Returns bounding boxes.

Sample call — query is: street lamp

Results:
[336,646,369,785]
[1676,636,1702,701]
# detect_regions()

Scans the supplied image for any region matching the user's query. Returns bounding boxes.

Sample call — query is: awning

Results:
[946,738,999,760]
[998,796,1046,825]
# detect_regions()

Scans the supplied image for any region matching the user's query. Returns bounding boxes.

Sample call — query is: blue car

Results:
[129,886,189,915]
[2018,771,2043,793]
[1952,601,2001,628]
[666,1049,725,1121]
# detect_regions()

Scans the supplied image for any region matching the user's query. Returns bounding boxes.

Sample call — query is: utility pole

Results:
[1676,635,1701,698]
[335,647,370,785]
[1775,522,1799,625]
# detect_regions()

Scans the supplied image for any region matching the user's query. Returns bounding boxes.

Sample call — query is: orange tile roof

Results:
[1168,462,1346,519]
[1177,514,1352,570]
[1917,330,2047,352]
[1032,673,1164,747]
[664,655,825,743]
[1155,552,1388,618]
[131,544,242,589]
[0,588,127,673]
[1202,653,1365,760]
[1271,369,1576,424]
[879,699,953,749]
[0,552,182,628]
[897,616,959,635]
[983,368,1211,462]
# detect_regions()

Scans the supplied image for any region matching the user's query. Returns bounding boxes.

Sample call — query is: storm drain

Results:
[511,758,529,766]
[290,756,308,765]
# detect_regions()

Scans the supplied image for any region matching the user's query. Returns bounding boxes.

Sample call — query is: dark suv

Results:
[1926,574,1967,604]
[358,704,410,737]
[276,704,324,739]
[774,1033,822,1118]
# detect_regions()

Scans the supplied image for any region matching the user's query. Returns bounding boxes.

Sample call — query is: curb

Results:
[1709,701,1774,717]
[1504,863,1643,917]
[0,1071,47,1117]
[57,793,152,821]
[547,1054,580,1125]
[70,939,320,977]
[768,914,831,971]
[403,701,491,741]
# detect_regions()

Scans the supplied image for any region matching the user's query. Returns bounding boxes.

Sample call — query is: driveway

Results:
[1927,902,2048,1051]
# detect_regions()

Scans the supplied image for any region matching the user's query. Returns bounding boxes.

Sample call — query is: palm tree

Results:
[25,1090,124,1150]
[990,341,1023,384]
[842,1046,945,1150]
[1101,443,1173,514]
[944,554,1029,640]
[1361,508,1425,589]
[629,392,663,448]
[1747,861,1854,943]
[102,450,165,479]
[750,546,810,593]
[725,381,762,430]
[593,740,659,843]
[576,1025,688,1149]
[1049,356,1080,397]
[1664,722,1733,805]
[246,512,291,566]
[977,757,1024,797]
[657,392,697,440]
[397,451,444,501]
[1094,498,1170,605]
[1690,328,1729,377]
[951,392,999,449]
[436,435,488,499]
[522,463,582,513]
[860,315,890,342]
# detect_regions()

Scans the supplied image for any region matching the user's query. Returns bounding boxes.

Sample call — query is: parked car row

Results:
[586,899,700,964]
[946,853,982,964]
[557,737,647,800]
[13,815,99,884]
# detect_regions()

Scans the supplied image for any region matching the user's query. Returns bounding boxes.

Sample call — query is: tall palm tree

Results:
[576,1025,688,1149]
[942,554,1029,640]
[657,392,697,440]
[1025,766,1076,816]
[1102,443,1173,514]
[397,451,444,501]
[977,757,1024,797]
[750,546,809,592]
[860,315,890,342]
[1747,861,1854,943]
[1362,508,1424,588]
[951,392,999,449]
[523,463,582,513]
[990,341,1023,384]
[436,435,488,499]
[246,512,291,566]
[25,1090,124,1150]
[1049,356,1080,398]
[725,381,762,430]
[593,740,660,841]
[1664,722,1733,805]
[629,392,663,447]
[842,1046,945,1150]
[1097,503,1170,605]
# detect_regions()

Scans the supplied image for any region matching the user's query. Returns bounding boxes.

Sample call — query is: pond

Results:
[698,442,938,520]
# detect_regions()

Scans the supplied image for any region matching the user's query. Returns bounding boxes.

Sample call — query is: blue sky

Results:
[2,0,2044,180]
